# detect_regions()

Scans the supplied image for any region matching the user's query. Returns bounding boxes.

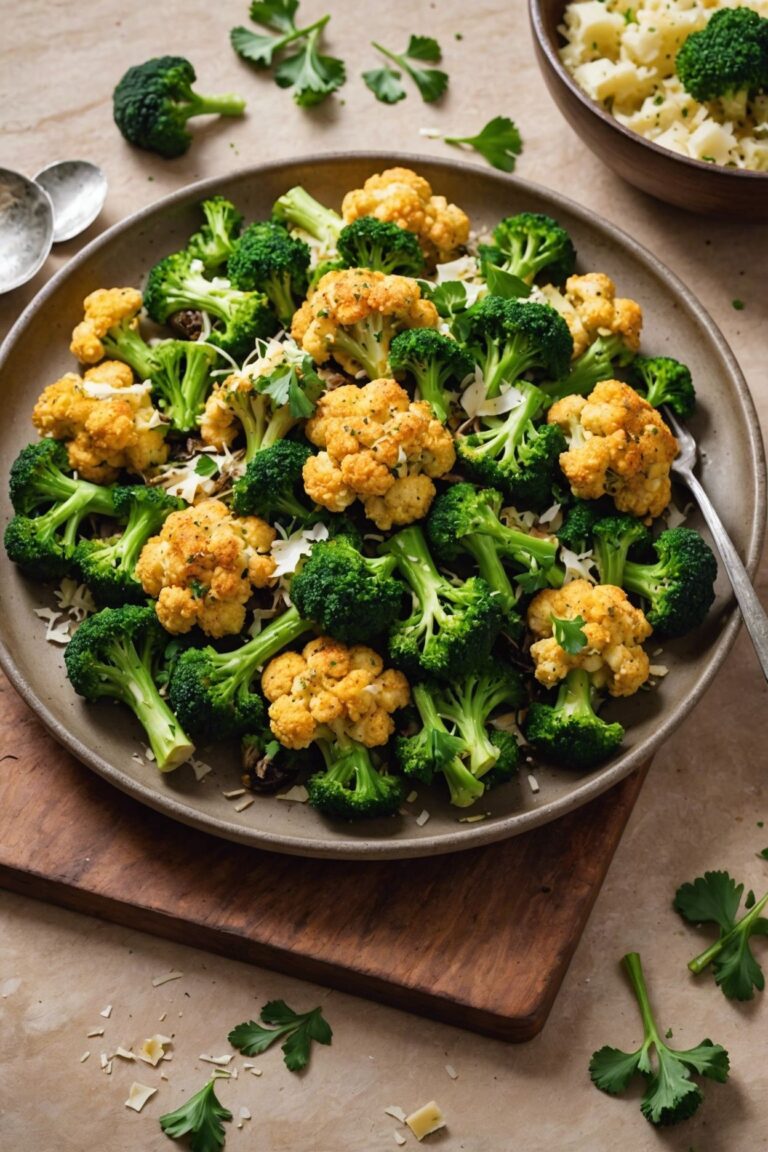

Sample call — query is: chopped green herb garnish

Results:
[551,613,588,654]
[228,999,332,1071]
[731,298,745,310]
[675,870,768,1000]
[231,1,345,106]
[365,37,448,103]
[159,1079,232,1152]
[444,116,523,172]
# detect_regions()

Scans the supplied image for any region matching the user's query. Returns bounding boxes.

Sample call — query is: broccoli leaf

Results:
[551,613,587,654]
[275,36,346,106]
[675,871,768,1000]
[404,35,442,62]
[159,1079,232,1152]
[363,66,406,104]
[250,0,299,32]
[228,999,332,1072]
[445,116,524,172]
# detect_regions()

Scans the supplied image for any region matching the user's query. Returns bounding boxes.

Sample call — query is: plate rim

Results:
[0,150,765,859]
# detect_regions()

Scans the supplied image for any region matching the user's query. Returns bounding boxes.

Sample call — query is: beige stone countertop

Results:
[1,2,767,1149]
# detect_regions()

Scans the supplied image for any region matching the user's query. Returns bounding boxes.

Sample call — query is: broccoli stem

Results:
[332,314,389,381]
[688,892,768,975]
[207,605,311,685]
[541,334,628,404]
[101,325,157,382]
[383,526,446,638]
[461,533,518,614]
[622,558,664,602]
[480,334,540,399]
[467,384,545,461]
[46,486,116,551]
[181,91,246,120]
[554,668,597,719]
[415,365,450,423]
[273,185,343,246]
[266,275,298,328]
[412,684,484,808]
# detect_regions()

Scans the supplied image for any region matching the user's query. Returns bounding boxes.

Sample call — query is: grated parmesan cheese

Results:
[152,970,184,988]
[125,1083,157,1113]
[406,1101,446,1141]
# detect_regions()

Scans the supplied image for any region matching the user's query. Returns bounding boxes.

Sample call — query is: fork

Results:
[664,407,768,682]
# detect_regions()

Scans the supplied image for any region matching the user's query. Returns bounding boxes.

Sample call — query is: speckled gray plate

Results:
[0,154,764,859]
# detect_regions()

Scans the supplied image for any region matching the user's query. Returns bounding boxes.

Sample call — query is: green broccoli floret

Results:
[336,217,425,276]
[99,313,157,383]
[227,222,311,327]
[395,682,484,808]
[460,296,574,398]
[456,380,567,512]
[622,527,717,638]
[306,735,404,820]
[144,250,277,361]
[676,8,768,102]
[291,535,404,644]
[64,605,195,771]
[592,514,653,587]
[433,661,525,779]
[74,486,184,606]
[541,333,637,405]
[481,730,521,789]
[232,440,316,522]
[380,525,503,682]
[557,497,612,553]
[630,355,696,419]
[478,212,576,287]
[5,440,117,580]
[112,56,246,158]
[388,328,473,422]
[272,185,343,248]
[187,196,244,274]
[524,668,625,770]
[168,605,312,741]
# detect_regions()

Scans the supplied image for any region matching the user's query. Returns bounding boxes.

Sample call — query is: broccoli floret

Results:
[306,735,404,820]
[74,486,184,606]
[168,605,312,741]
[388,328,473,422]
[336,217,425,276]
[99,313,158,383]
[227,222,311,327]
[187,196,244,274]
[456,381,567,512]
[232,440,316,522]
[433,661,525,778]
[481,730,520,789]
[541,333,637,405]
[380,525,503,681]
[272,185,343,248]
[5,440,117,580]
[396,682,484,808]
[215,351,323,462]
[676,8,768,102]
[64,605,195,771]
[144,250,277,361]
[630,355,696,420]
[557,498,612,553]
[524,668,625,770]
[112,56,246,158]
[591,514,653,587]
[291,535,404,644]
[622,527,717,638]
[479,212,576,287]
[460,296,574,398]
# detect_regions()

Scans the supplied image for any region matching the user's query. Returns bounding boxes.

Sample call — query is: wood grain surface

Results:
[0,673,648,1041]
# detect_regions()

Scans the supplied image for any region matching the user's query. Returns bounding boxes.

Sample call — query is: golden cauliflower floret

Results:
[527,580,652,698]
[70,287,143,365]
[564,273,643,353]
[135,499,277,638]
[548,379,677,520]
[302,379,455,528]
[264,636,410,750]
[291,268,438,379]
[341,167,470,264]
[32,361,168,483]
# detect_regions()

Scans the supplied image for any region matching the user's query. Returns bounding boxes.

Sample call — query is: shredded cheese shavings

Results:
[113,1047,135,1061]
[461,367,525,418]
[99,1004,113,1019]
[276,785,309,803]
[384,1106,407,1123]
[415,810,430,827]
[125,1083,157,1113]
[199,1054,234,1066]
[406,1101,446,1141]
[152,970,184,987]
[138,1035,172,1067]
[445,1064,459,1079]
[270,521,329,578]
[527,774,541,794]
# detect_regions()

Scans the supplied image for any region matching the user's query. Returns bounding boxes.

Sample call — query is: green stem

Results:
[185,92,247,119]
[623,952,660,1047]
[688,892,768,975]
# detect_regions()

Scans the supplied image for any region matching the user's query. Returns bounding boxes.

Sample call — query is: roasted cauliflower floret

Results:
[262,635,410,750]
[135,498,277,638]
[527,579,652,697]
[291,268,438,381]
[32,361,168,484]
[302,378,455,529]
[540,273,643,359]
[341,167,470,265]
[548,379,677,519]
[70,287,143,365]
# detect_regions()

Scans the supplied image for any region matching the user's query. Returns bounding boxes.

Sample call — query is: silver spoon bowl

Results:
[0,168,54,295]
[34,160,108,243]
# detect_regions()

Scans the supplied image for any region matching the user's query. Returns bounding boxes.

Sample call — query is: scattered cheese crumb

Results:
[384,1106,407,1123]
[79,1050,90,1063]
[160,1071,169,1081]
[406,1101,446,1141]
[87,1028,104,1038]
[190,757,213,781]
[159,1013,167,1022]
[138,1035,173,1067]
[99,1052,109,1069]
[234,796,255,812]
[406,791,418,804]
[239,1107,251,1121]
[125,1083,157,1113]
[223,788,246,799]
[415,810,430,827]
[199,1054,234,1066]
[276,785,309,803]
[445,1064,458,1080]
[458,813,489,823]
[649,664,669,677]
[152,970,184,987]
[527,774,540,794]
[100,1005,113,1019]
[419,126,442,138]
[243,1063,254,1070]
[394,1134,407,1147]
[113,1047,136,1061]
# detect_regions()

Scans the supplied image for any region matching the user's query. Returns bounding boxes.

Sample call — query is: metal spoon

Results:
[0,167,54,294]
[34,160,108,244]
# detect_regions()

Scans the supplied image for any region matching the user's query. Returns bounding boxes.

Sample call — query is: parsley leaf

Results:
[250,0,299,31]
[275,29,346,106]
[159,1079,232,1152]
[419,280,469,320]
[362,66,406,104]
[231,4,345,105]
[551,613,587,654]
[195,455,219,478]
[483,263,531,300]
[228,999,332,1071]
[589,952,729,1127]
[403,34,442,62]
[675,870,768,1000]
[444,116,523,172]
[368,39,449,103]
[257,355,322,417]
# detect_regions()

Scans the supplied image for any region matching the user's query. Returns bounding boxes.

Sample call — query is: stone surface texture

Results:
[0,2,766,1150]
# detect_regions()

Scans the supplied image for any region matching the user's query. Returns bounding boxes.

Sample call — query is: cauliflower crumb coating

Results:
[70,287,143,365]
[341,167,470,265]
[540,272,643,359]
[135,498,277,638]
[32,361,169,484]
[528,579,652,697]
[291,268,438,379]
[548,379,677,519]
[263,636,411,750]
[302,378,456,530]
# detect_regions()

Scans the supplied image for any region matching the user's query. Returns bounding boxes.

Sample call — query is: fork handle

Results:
[683,470,768,682]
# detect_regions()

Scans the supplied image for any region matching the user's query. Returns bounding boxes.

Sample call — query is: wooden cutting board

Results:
[0,674,647,1042]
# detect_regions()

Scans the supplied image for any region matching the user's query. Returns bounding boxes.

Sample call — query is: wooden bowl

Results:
[529,0,768,220]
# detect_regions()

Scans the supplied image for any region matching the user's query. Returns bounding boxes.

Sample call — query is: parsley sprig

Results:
[589,952,730,1126]
[159,1079,233,1152]
[231,0,345,106]
[551,613,588,655]
[444,116,523,172]
[675,870,768,1000]
[228,999,333,1071]
[364,36,448,104]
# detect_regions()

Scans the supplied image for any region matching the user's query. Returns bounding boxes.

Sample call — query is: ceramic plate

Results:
[0,154,764,859]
